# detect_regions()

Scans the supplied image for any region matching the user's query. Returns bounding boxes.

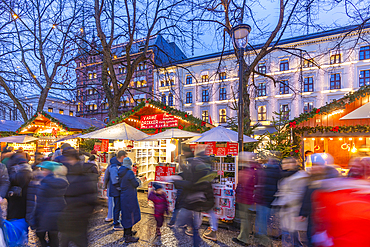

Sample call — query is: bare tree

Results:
[0,0,83,121]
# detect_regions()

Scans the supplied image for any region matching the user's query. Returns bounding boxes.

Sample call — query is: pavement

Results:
[83,192,283,247]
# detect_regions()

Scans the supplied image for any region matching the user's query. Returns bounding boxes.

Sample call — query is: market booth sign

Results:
[140,114,178,129]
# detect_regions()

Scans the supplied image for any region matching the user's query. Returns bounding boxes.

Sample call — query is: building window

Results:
[160,80,165,87]
[280,60,289,71]
[202,90,209,102]
[303,58,314,68]
[48,107,53,113]
[186,75,192,85]
[219,87,227,100]
[330,74,341,89]
[141,80,147,87]
[359,70,370,87]
[168,94,174,106]
[186,92,193,103]
[258,106,267,121]
[161,94,166,105]
[360,46,370,60]
[304,102,313,113]
[201,74,209,82]
[258,64,266,74]
[303,77,314,92]
[280,80,289,94]
[93,73,97,79]
[59,109,64,115]
[330,54,341,64]
[202,110,209,122]
[119,67,124,74]
[219,72,226,80]
[69,111,73,116]
[280,104,289,120]
[219,109,227,123]
[88,73,93,80]
[257,83,266,97]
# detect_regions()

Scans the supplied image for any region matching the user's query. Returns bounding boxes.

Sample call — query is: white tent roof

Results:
[79,122,148,140]
[340,102,370,120]
[0,135,38,143]
[140,129,200,141]
[187,126,257,143]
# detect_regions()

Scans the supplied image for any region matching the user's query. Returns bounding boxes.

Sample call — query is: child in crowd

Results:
[148,183,168,236]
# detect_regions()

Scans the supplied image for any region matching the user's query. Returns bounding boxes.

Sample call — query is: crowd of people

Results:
[1,142,370,247]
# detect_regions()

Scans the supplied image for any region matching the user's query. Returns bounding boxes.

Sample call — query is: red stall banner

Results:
[140,114,178,129]
[101,139,109,152]
[93,143,101,152]
[190,142,239,156]
[227,143,239,156]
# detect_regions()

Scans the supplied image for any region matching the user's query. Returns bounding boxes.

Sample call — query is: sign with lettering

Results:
[101,139,109,152]
[140,114,178,129]
[155,166,176,181]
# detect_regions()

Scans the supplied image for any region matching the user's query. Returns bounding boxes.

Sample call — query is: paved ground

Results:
[82,192,283,247]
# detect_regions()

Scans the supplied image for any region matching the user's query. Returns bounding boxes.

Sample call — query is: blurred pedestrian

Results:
[32,152,44,170]
[1,146,14,166]
[118,156,141,243]
[59,148,99,247]
[304,151,313,171]
[16,147,31,162]
[312,157,370,246]
[6,153,33,220]
[0,161,9,217]
[52,143,71,162]
[173,151,216,247]
[272,157,309,247]
[298,153,338,247]
[232,152,259,246]
[107,150,127,230]
[148,182,168,236]
[34,161,68,247]
[255,155,281,246]
[103,161,114,223]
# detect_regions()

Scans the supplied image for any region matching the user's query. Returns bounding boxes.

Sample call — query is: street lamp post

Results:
[231,24,251,153]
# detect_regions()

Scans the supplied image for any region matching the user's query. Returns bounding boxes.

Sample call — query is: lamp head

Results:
[231,24,251,49]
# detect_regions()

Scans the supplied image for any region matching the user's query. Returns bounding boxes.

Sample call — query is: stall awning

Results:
[187,126,257,143]
[0,135,38,143]
[79,122,148,140]
[340,102,370,120]
[140,129,200,141]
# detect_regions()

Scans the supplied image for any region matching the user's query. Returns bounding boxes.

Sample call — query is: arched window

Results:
[161,94,166,105]
[168,94,174,106]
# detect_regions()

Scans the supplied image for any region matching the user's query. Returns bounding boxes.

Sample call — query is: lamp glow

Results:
[168,143,176,152]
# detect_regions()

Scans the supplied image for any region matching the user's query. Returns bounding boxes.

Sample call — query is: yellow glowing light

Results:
[320,138,324,140]
[303,138,307,141]
[168,143,176,152]
[351,146,358,153]
[322,153,328,159]
[52,24,56,28]
[312,138,315,141]
[339,138,343,141]
[80,28,84,32]
[328,109,344,117]
[13,14,18,19]
[349,138,353,140]
[329,138,333,140]
[360,138,363,141]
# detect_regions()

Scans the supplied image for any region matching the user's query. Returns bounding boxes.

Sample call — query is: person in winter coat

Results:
[6,153,33,220]
[1,146,14,166]
[58,148,99,247]
[148,183,168,236]
[26,170,45,228]
[298,153,338,247]
[232,152,260,246]
[52,143,71,162]
[118,156,141,243]
[254,156,281,246]
[0,163,10,217]
[34,161,69,247]
[103,162,114,222]
[107,150,127,230]
[272,157,309,247]
[311,157,370,247]
[173,151,216,247]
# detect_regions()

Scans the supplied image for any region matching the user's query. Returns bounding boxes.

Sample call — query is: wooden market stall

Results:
[292,85,370,168]
[16,111,105,155]
[0,120,23,151]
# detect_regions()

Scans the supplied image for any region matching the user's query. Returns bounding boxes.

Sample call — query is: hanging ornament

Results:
[185,114,188,118]
[316,109,320,114]
[314,145,320,151]
[341,143,349,150]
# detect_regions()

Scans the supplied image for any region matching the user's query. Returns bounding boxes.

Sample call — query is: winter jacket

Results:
[118,166,141,228]
[35,173,69,232]
[312,178,370,247]
[255,161,281,207]
[58,161,98,234]
[236,164,259,205]
[26,171,44,228]
[272,170,309,232]
[7,162,33,220]
[103,164,111,190]
[0,163,10,198]
[148,191,168,216]
[173,156,216,212]
[108,157,121,197]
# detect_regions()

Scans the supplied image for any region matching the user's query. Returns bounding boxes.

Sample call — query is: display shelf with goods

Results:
[134,139,172,182]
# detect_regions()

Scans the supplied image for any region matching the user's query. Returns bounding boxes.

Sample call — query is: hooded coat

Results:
[118,166,141,228]
[255,161,281,208]
[236,163,259,205]
[108,156,121,197]
[58,161,98,235]
[35,173,69,232]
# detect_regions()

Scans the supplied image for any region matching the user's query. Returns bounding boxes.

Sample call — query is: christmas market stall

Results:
[291,85,370,169]
[16,111,105,155]
[0,120,24,151]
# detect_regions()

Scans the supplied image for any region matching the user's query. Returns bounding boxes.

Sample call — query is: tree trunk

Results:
[37,87,50,113]
[108,97,120,120]
[243,71,252,135]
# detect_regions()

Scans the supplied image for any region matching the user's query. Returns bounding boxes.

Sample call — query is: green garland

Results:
[106,98,208,132]
[0,131,16,137]
[16,111,70,133]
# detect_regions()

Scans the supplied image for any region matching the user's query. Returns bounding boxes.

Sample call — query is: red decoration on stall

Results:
[314,145,320,151]
[112,121,115,124]
[145,100,149,103]
[163,106,166,109]
[316,109,320,113]
[132,109,134,112]
[140,114,178,129]
[201,121,206,126]
[101,139,109,152]
[178,125,184,129]
[289,121,297,128]
[185,114,188,118]
[155,129,159,134]
[295,150,299,153]
[331,126,339,132]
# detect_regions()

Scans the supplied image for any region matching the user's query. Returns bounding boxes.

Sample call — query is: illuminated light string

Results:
[327,109,344,117]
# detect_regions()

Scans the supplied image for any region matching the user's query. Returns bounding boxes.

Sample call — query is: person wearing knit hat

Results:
[148,182,168,236]
[33,161,68,247]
